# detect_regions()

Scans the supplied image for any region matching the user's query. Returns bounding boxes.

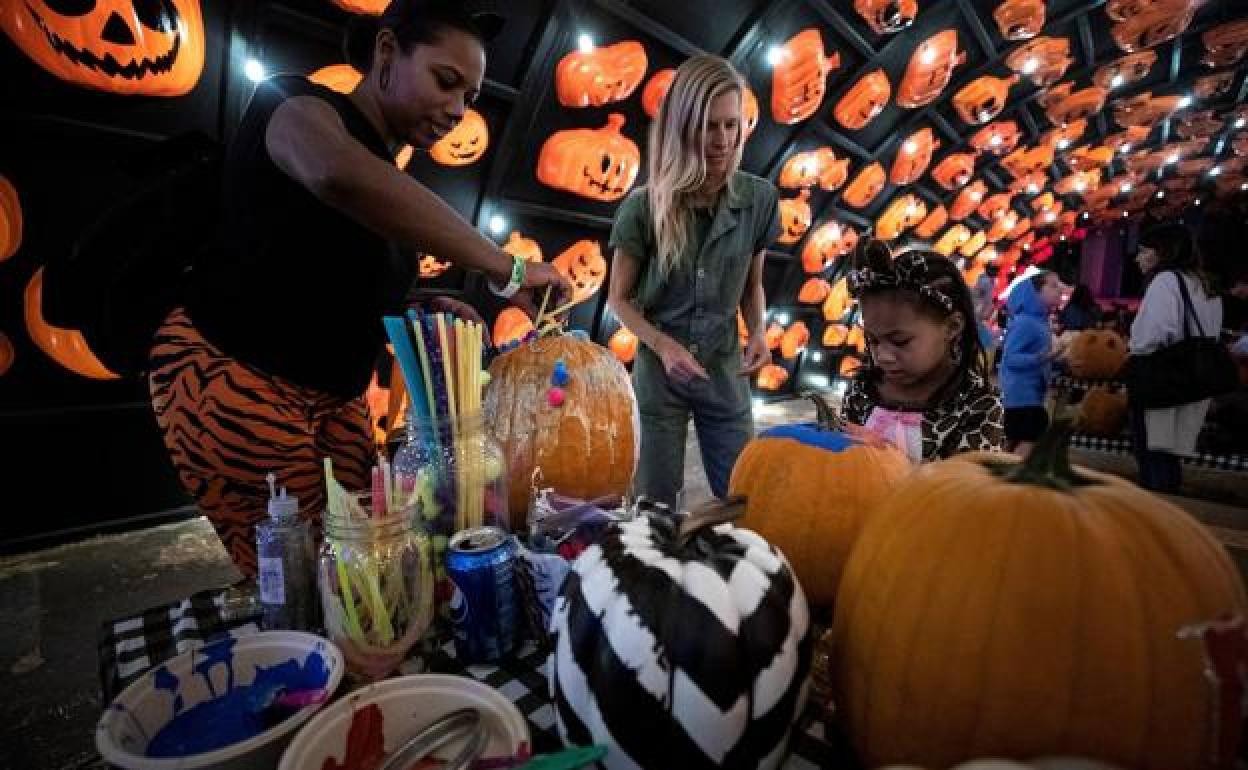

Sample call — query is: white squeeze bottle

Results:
[255,473,317,631]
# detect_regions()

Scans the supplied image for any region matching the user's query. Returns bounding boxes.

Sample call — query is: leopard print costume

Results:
[842,368,1005,462]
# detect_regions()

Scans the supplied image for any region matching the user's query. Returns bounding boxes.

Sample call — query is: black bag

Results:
[1125,270,1239,409]
[42,132,222,378]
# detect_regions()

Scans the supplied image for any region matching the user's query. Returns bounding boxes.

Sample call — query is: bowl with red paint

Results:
[95,631,344,770]
[279,674,531,770]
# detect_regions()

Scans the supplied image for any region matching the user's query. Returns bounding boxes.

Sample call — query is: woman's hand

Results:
[739,335,770,376]
[424,296,484,324]
[654,335,709,383]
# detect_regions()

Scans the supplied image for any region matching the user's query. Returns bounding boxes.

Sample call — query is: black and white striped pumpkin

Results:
[549,499,811,769]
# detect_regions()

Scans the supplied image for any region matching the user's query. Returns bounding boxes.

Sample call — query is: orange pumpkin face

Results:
[502,231,543,264]
[897,29,965,109]
[756,364,789,391]
[1000,144,1055,180]
[803,222,858,274]
[838,354,863,377]
[798,277,832,304]
[741,87,761,139]
[1202,19,1248,67]
[842,162,886,208]
[957,230,987,259]
[953,74,1019,125]
[1040,83,1108,127]
[429,108,489,166]
[977,192,1014,222]
[875,194,927,241]
[780,321,810,359]
[552,240,607,304]
[950,179,988,221]
[1066,145,1115,172]
[986,210,1020,242]
[835,70,892,131]
[890,128,940,185]
[492,307,535,349]
[0,176,23,263]
[765,322,785,351]
[814,150,850,191]
[555,40,648,108]
[1092,51,1157,90]
[780,147,850,191]
[932,224,971,256]
[914,203,948,239]
[1005,37,1072,88]
[1055,170,1101,197]
[331,0,386,12]
[419,254,451,278]
[854,0,917,35]
[993,0,1045,41]
[608,326,638,365]
[1040,118,1088,150]
[970,120,1022,156]
[771,28,842,125]
[537,114,640,202]
[822,278,853,322]
[1,0,205,96]
[1110,0,1195,53]
[1010,171,1047,196]
[310,65,415,170]
[931,152,977,190]
[1007,216,1032,240]
[24,267,118,379]
[1193,72,1234,101]
[777,190,813,245]
[1112,92,1183,128]
[641,68,675,119]
[0,331,13,377]
[1174,110,1223,141]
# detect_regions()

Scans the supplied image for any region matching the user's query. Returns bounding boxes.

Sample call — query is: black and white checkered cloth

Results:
[1052,375,1126,391]
[97,588,845,768]
[1070,433,1248,472]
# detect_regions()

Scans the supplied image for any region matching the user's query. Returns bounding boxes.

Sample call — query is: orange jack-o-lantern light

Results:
[842,162,887,208]
[958,230,988,259]
[0,176,23,263]
[970,120,1022,156]
[1093,51,1157,90]
[1,0,205,96]
[1008,216,1032,240]
[641,68,675,118]
[987,209,1020,242]
[778,148,848,191]
[953,74,1019,125]
[537,114,640,202]
[24,267,118,379]
[1110,0,1196,53]
[552,240,608,304]
[1001,144,1055,180]
[502,232,543,264]
[555,40,647,108]
[875,194,927,241]
[993,0,1046,41]
[780,321,810,359]
[1193,72,1234,101]
[419,254,451,278]
[1005,37,1073,88]
[798,278,831,304]
[756,364,789,391]
[771,28,842,125]
[430,108,489,166]
[835,70,892,131]
[1175,111,1223,141]
[765,322,785,350]
[1031,191,1057,214]
[854,0,917,35]
[977,192,1014,222]
[1202,19,1248,68]
[950,179,988,221]
[0,331,13,377]
[1112,92,1183,128]
[932,224,971,257]
[838,354,863,377]
[822,278,853,322]
[331,0,386,12]
[931,152,977,190]
[493,307,535,349]
[1010,172,1048,196]
[1040,118,1088,150]
[914,203,948,239]
[608,326,639,365]
[1040,83,1108,127]
[310,65,414,169]
[1055,169,1102,197]
[890,127,940,185]
[1066,145,1115,172]
[777,190,813,245]
[897,29,966,109]
[802,221,858,274]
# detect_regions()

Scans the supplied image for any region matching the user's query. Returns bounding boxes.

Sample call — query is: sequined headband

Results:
[846,250,956,314]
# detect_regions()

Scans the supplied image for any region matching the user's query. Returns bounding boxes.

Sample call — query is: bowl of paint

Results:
[278,674,530,770]
[95,631,344,770]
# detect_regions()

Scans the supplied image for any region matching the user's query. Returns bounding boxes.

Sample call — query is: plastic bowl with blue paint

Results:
[95,631,344,770]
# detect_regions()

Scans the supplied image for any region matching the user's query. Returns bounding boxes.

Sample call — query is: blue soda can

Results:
[446,526,518,663]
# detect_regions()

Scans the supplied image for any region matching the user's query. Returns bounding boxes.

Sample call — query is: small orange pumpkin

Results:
[931,152,977,190]
[897,29,965,108]
[1007,216,1032,240]
[1066,145,1115,172]
[1193,71,1234,100]
[838,354,863,377]
[780,322,810,360]
[765,322,785,351]
[492,307,535,349]
[932,224,971,256]
[799,278,832,304]
[1055,170,1101,197]
[1040,118,1088,150]
[1077,384,1129,437]
[890,128,940,185]
[803,222,858,274]
[779,148,847,190]
[977,192,1014,222]
[1174,110,1223,141]
[771,28,842,125]
[855,0,917,35]
[958,230,988,259]
[1110,0,1195,53]
[835,70,892,131]
[1001,144,1055,180]
[537,114,640,202]
[502,232,543,264]
[1009,172,1047,195]
[950,179,988,221]
[875,194,927,241]
[777,190,813,245]
[552,240,608,304]
[641,68,675,119]
[970,120,1022,156]
[608,326,639,365]
[1067,329,1129,381]
[418,254,452,278]
[953,74,1019,125]
[986,210,1020,243]
[309,65,415,170]
[756,364,789,391]
[0,175,23,262]
[822,323,850,347]
[331,0,386,12]
[914,204,948,239]
[822,278,853,322]
[24,267,118,380]
[1202,19,1248,68]
[0,330,13,377]
[1092,50,1157,90]
[993,0,1045,41]
[429,108,489,166]
[1005,37,1073,88]
[842,162,886,208]
[1041,83,1109,127]
[555,40,647,108]
[814,150,851,191]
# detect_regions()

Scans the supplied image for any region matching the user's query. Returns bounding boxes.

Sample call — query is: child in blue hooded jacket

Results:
[1000,270,1064,456]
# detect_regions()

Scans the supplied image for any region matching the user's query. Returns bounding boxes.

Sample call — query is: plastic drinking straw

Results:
[471,322,484,529]
[372,465,386,518]
[437,314,462,531]
[407,308,441,450]
[324,458,365,643]
[535,286,552,329]
[385,357,407,445]
[384,317,430,426]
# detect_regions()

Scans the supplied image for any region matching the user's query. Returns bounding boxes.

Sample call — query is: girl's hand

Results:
[424,296,484,324]
[740,335,770,376]
[655,335,709,383]
[514,262,573,316]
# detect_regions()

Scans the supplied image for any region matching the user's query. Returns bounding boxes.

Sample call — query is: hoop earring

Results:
[950,338,963,367]
[380,64,391,91]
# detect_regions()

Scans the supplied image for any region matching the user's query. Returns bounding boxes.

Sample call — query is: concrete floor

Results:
[3,395,1246,770]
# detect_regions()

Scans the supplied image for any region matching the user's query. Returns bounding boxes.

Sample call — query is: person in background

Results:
[999,270,1064,457]
[1059,283,1099,332]
[606,55,778,507]
[971,262,1000,360]
[840,239,1004,463]
[1128,224,1222,493]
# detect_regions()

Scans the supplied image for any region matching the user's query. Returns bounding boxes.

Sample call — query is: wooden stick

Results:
[534,286,553,330]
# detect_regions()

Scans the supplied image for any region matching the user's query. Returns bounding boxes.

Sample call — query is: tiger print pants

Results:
[149,308,372,578]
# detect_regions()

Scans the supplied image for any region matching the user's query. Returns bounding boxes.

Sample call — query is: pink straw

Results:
[371,465,386,518]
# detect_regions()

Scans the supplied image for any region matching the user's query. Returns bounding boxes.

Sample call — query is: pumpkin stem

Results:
[676,495,746,549]
[802,390,846,431]
[1000,418,1095,490]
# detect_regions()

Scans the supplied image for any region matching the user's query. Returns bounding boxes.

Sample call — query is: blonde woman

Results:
[607,55,779,506]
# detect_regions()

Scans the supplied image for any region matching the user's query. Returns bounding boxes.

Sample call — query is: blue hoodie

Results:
[999,278,1052,408]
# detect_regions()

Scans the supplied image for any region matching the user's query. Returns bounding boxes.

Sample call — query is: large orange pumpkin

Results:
[831,423,1247,769]
[950,179,988,221]
[756,364,789,391]
[729,393,911,610]
[779,148,849,191]
[777,189,812,245]
[551,240,607,305]
[931,152,977,190]
[993,0,1045,40]
[429,108,489,166]
[24,267,118,380]
[502,231,543,264]
[914,204,948,239]
[1112,92,1183,129]
[803,221,857,273]
[822,278,853,322]
[970,120,1022,156]
[537,114,640,202]
[890,127,939,185]
[780,321,810,360]
[555,40,647,108]
[1077,384,1128,437]
[492,307,535,349]
[875,194,927,241]
[0,175,23,262]
[484,333,638,525]
[1193,71,1235,101]
[798,277,831,304]
[953,74,1019,125]
[842,162,886,209]
[1093,50,1157,90]
[1005,36,1072,88]
[0,331,14,377]
[1,0,205,96]
[1067,329,1128,379]
[854,0,917,35]
[897,29,964,108]
[770,28,841,125]
[607,326,638,365]
[309,65,414,169]
[1110,0,1195,53]
[640,68,675,118]
[835,70,891,131]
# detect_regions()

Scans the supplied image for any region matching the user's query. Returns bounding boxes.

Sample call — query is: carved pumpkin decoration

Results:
[897,29,965,108]
[1040,83,1108,127]
[640,68,675,119]
[1174,111,1223,141]
[777,190,812,245]
[1007,216,1032,240]
[830,424,1248,770]
[875,194,927,241]
[1040,118,1088,150]
[1,0,205,96]
[552,240,608,304]
[0,175,23,262]
[890,128,939,185]
[957,230,987,259]
[803,222,858,274]
[915,204,948,239]
[492,307,535,349]
[24,267,118,380]
[1092,51,1157,90]
[932,224,971,256]
[1202,19,1248,68]
[756,364,789,391]
[778,148,848,191]
[1178,157,1214,177]
[765,322,785,351]
[823,323,865,353]
[842,162,886,209]
[1066,145,1115,172]
[771,28,841,124]
[950,179,988,221]
[987,210,1020,243]
[1110,0,1196,53]
[1010,172,1047,196]
[0,331,12,377]
[822,278,853,322]
[993,0,1045,41]
[429,108,489,166]
[977,192,1014,222]
[1193,72,1234,101]
[1055,170,1102,197]
[835,70,892,131]
[1112,92,1183,128]
[418,254,451,278]
[780,321,810,360]
[331,0,386,12]
[953,74,1018,125]
[970,120,1022,156]
[1005,37,1073,88]
[854,0,917,34]
[1001,144,1055,180]
[1077,384,1129,437]
[555,40,647,108]
[931,152,977,190]
[839,354,863,377]
[607,326,638,365]
[798,278,831,304]
[537,114,640,202]
[310,65,415,170]
[502,231,544,264]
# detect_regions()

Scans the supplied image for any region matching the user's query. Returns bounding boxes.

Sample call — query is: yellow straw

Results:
[534,286,553,330]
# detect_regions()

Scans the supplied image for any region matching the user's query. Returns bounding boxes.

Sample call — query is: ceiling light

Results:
[1177,95,1192,109]
[1195,198,1202,205]
[1119,144,1131,154]
[766,45,786,67]
[577,33,595,53]
[1209,166,1222,176]
[1123,210,1129,217]
[903,139,917,154]
[1111,73,1125,89]
[1157,190,1165,198]
[1057,138,1070,149]
[812,352,823,363]
[1167,153,1179,164]
[920,45,937,66]
[1241,182,1248,191]
[1120,182,1132,193]
[807,374,830,388]
[243,58,266,83]
[1060,234,1067,241]
[488,214,508,235]
[1236,118,1247,129]
[775,312,790,325]
[1022,58,1040,75]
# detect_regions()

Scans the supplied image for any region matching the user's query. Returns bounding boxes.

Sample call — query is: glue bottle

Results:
[256,473,317,631]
